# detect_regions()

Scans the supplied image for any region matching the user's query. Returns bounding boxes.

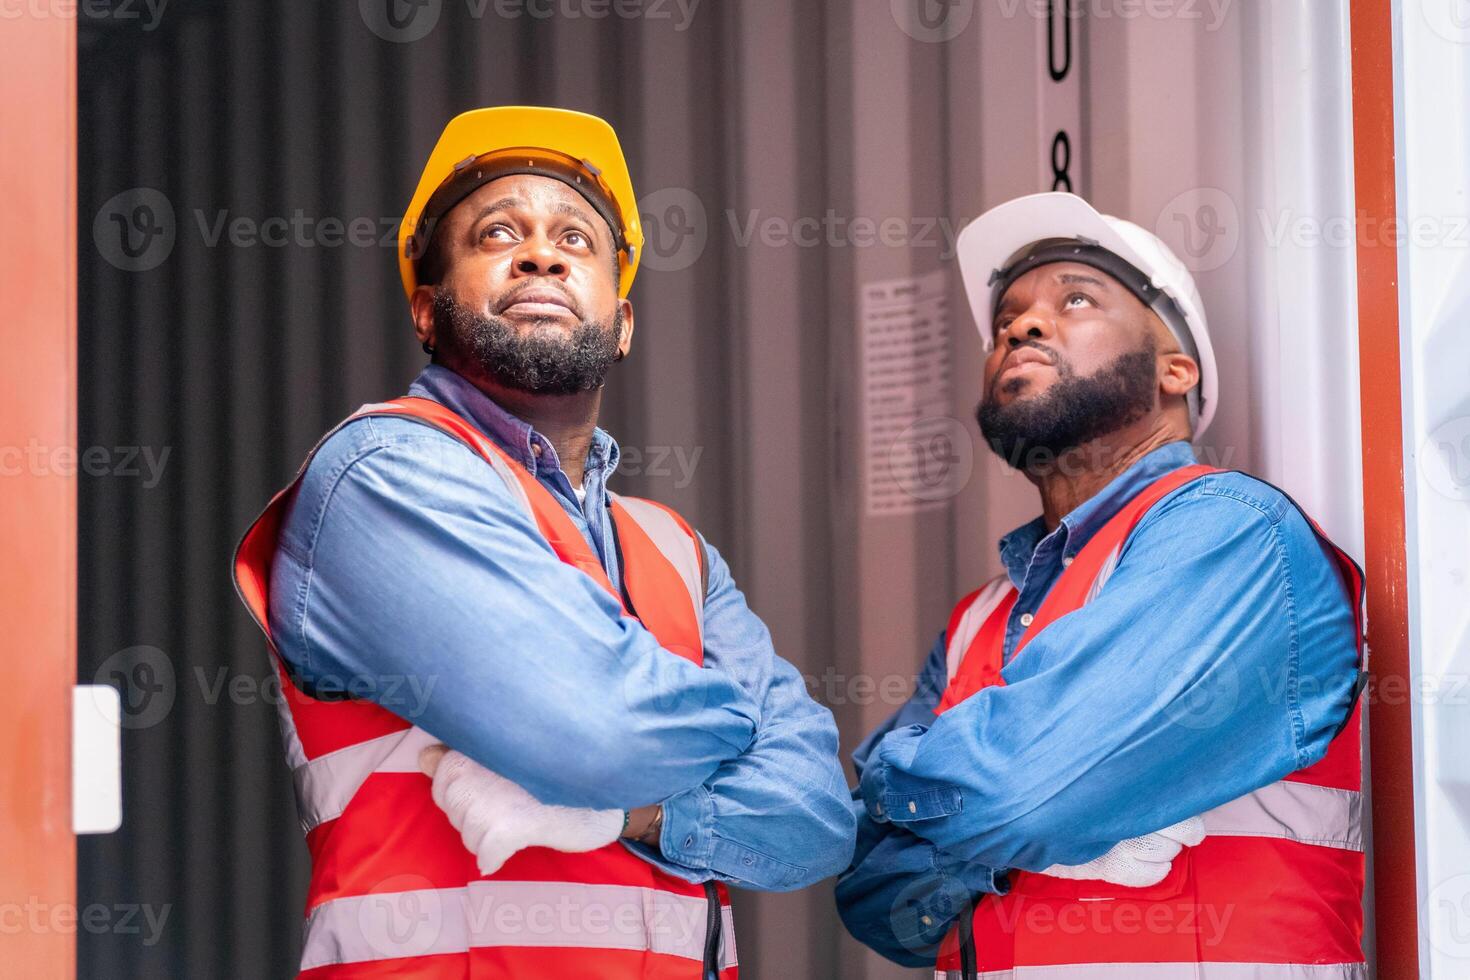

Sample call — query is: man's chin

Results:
[987,376,1054,406]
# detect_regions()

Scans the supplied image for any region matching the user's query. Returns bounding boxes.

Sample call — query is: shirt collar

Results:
[997,440,1198,580]
[406,364,621,481]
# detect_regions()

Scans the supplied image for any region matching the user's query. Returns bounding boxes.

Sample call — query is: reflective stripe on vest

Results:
[613,493,706,639]
[300,882,737,972]
[937,965,1369,980]
[233,398,732,978]
[931,465,1366,976]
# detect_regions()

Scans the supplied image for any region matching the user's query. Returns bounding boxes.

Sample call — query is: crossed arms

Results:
[267,416,855,890]
[838,474,1361,964]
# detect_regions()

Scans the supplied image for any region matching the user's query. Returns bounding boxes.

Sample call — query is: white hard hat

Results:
[955,192,1218,438]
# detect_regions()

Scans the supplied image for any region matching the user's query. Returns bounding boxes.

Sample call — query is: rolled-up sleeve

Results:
[268,417,761,811]
[635,538,856,891]
[858,481,1360,873]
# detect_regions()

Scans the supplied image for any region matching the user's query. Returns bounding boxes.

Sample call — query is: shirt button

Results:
[908,801,917,814]
[920,915,933,927]
[1062,555,1074,567]
[531,443,543,457]
[1020,612,1034,626]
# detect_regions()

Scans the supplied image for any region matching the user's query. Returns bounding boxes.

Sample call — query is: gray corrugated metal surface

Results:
[77,2,924,977]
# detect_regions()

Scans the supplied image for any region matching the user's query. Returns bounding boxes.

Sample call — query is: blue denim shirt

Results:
[267,364,855,891]
[836,442,1361,965]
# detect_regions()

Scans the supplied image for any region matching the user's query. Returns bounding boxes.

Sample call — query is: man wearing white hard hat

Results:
[837,193,1367,978]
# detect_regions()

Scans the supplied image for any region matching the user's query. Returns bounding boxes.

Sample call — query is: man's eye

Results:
[480,225,513,242]
[563,231,589,248]
[1064,292,1091,308]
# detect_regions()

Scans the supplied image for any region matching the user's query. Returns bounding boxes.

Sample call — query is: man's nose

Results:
[1001,306,1055,347]
[511,235,569,280]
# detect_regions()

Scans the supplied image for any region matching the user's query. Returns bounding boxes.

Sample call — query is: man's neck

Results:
[470,374,603,487]
[1026,418,1189,531]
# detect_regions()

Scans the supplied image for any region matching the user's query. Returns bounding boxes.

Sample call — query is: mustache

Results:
[989,341,1063,393]
[494,280,583,318]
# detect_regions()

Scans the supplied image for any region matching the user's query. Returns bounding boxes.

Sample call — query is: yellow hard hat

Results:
[398,106,644,301]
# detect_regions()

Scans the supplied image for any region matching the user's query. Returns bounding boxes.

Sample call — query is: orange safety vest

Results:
[932,465,1366,980]
[233,397,737,980]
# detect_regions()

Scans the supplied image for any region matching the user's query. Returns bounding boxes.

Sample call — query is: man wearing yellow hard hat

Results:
[232,106,854,979]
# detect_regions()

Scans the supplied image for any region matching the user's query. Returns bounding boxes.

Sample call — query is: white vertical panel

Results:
[1239,0,1363,552]
[1395,2,1470,975]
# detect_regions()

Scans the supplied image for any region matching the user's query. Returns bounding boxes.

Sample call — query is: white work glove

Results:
[419,744,624,875]
[1041,816,1206,887]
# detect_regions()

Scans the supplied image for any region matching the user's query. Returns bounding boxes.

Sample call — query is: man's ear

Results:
[411,285,439,353]
[616,298,635,360]
[1159,352,1200,399]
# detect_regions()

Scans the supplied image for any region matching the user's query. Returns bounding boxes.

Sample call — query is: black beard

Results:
[433,289,622,395]
[976,338,1158,472]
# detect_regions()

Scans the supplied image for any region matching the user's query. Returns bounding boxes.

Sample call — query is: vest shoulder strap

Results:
[356,397,534,517]
[943,574,1015,682]
[608,494,706,643]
